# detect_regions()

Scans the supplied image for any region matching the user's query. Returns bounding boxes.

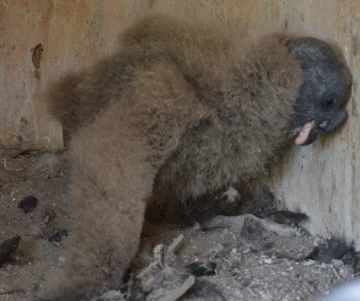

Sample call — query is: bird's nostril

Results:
[320,121,328,128]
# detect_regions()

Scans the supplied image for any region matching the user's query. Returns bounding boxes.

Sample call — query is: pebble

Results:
[339,268,350,278]
[303,260,315,266]
[331,259,343,268]
[321,263,328,268]
[264,258,273,264]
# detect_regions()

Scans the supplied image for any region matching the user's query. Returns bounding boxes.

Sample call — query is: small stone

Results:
[331,259,343,268]
[263,258,272,264]
[231,248,237,254]
[302,260,315,266]
[339,268,350,278]
[320,263,328,268]
[58,256,66,263]
[43,216,50,224]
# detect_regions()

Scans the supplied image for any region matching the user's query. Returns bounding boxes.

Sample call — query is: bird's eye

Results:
[326,98,335,106]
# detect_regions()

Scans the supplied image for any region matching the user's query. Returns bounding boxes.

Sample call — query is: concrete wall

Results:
[1,1,359,246]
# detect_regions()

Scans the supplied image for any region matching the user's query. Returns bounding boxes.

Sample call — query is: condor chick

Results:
[38,13,352,301]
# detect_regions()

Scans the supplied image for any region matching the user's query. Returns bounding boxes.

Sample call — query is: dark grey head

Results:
[286,37,353,146]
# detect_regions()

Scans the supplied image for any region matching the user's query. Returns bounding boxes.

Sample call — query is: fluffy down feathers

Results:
[37,13,351,301]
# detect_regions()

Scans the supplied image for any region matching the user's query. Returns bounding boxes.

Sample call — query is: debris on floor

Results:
[0,146,357,301]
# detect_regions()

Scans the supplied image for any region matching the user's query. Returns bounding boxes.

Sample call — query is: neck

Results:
[213,33,305,177]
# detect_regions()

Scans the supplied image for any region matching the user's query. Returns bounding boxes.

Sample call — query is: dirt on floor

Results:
[0,145,356,301]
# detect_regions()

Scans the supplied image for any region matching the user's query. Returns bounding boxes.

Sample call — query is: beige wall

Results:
[1,0,359,246]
